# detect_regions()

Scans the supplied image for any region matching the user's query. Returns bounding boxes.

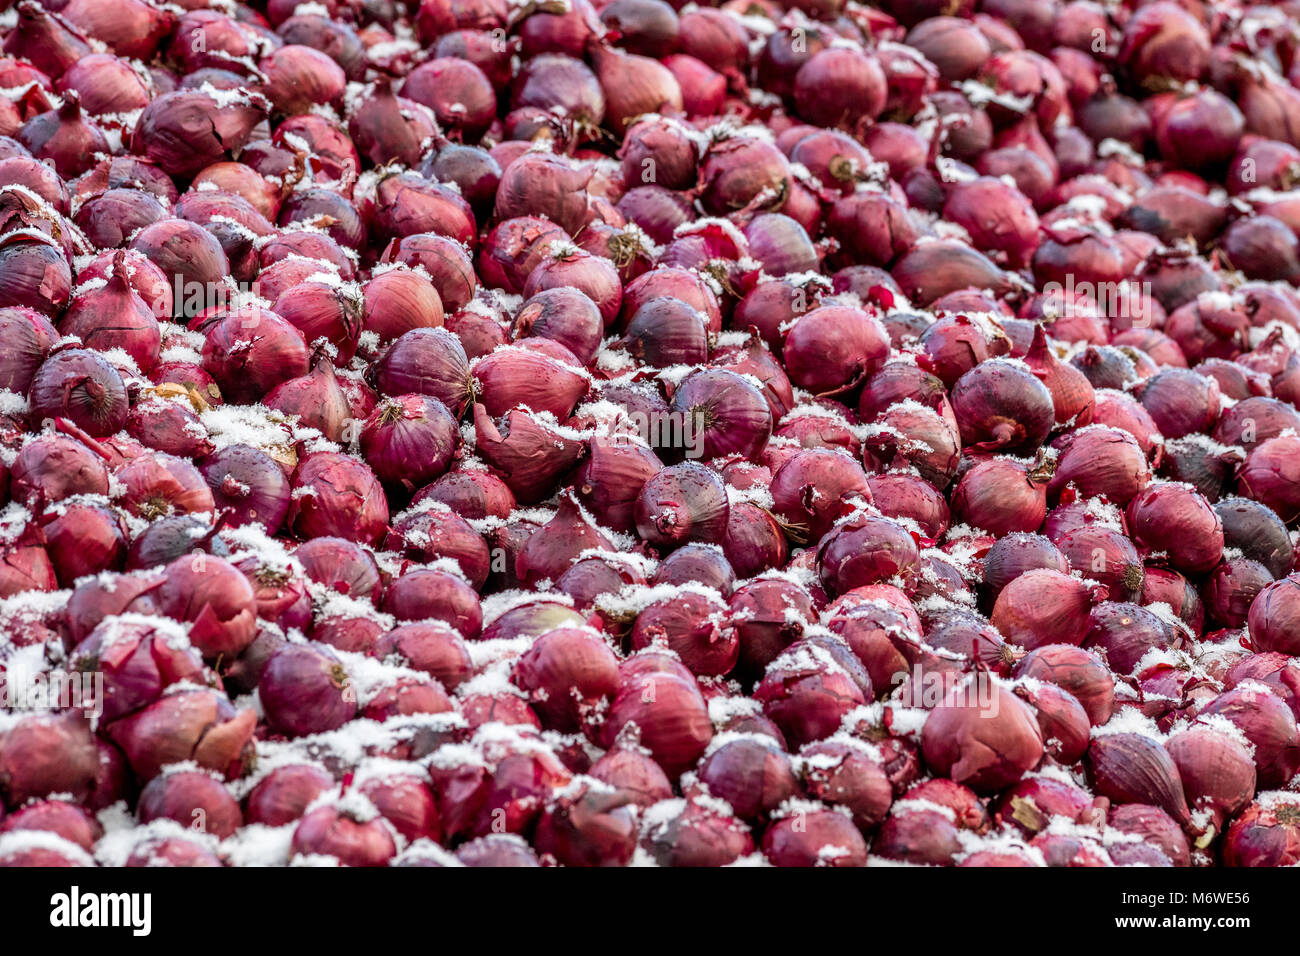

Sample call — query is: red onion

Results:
[263,354,350,443]
[359,394,459,489]
[199,309,309,403]
[951,456,1052,535]
[381,234,476,313]
[1085,601,1180,675]
[571,436,661,535]
[133,88,267,179]
[631,588,737,677]
[291,805,397,867]
[635,462,730,550]
[361,269,444,345]
[0,307,57,393]
[783,304,890,396]
[473,404,586,505]
[385,505,490,588]
[1108,803,1191,867]
[754,642,866,750]
[992,569,1101,650]
[16,95,107,180]
[371,327,472,418]
[516,492,613,588]
[981,534,1066,600]
[951,359,1056,452]
[39,501,127,584]
[28,349,129,438]
[1249,576,1300,656]
[1087,732,1191,829]
[620,295,709,368]
[512,627,620,736]
[196,444,289,532]
[603,658,712,778]
[260,643,356,738]
[0,232,70,319]
[106,687,253,782]
[921,682,1044,794]
[1125,482,1223,576]
[1200,685,1300,788]
[493,152,592,237]
[137,770,242,839]
[294,537,381,604]
[769,448,870,545]
[472,346,589,421]
[115,452,213,519]
[1048,425,1153,505]
[287,452,389,546]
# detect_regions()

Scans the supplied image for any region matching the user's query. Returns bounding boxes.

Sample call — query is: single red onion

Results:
[287,452,390,547]
[28,349,129,438]
[199,445,292,532]
[951,359,1056,452]
[992,569,1102,650]
[359,394,459,490]
[370,327,472,418]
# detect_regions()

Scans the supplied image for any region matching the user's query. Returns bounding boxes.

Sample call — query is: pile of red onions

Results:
[2,0,1300,871]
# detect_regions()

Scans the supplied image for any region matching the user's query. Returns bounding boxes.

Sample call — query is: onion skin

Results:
[106,689,254,782]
